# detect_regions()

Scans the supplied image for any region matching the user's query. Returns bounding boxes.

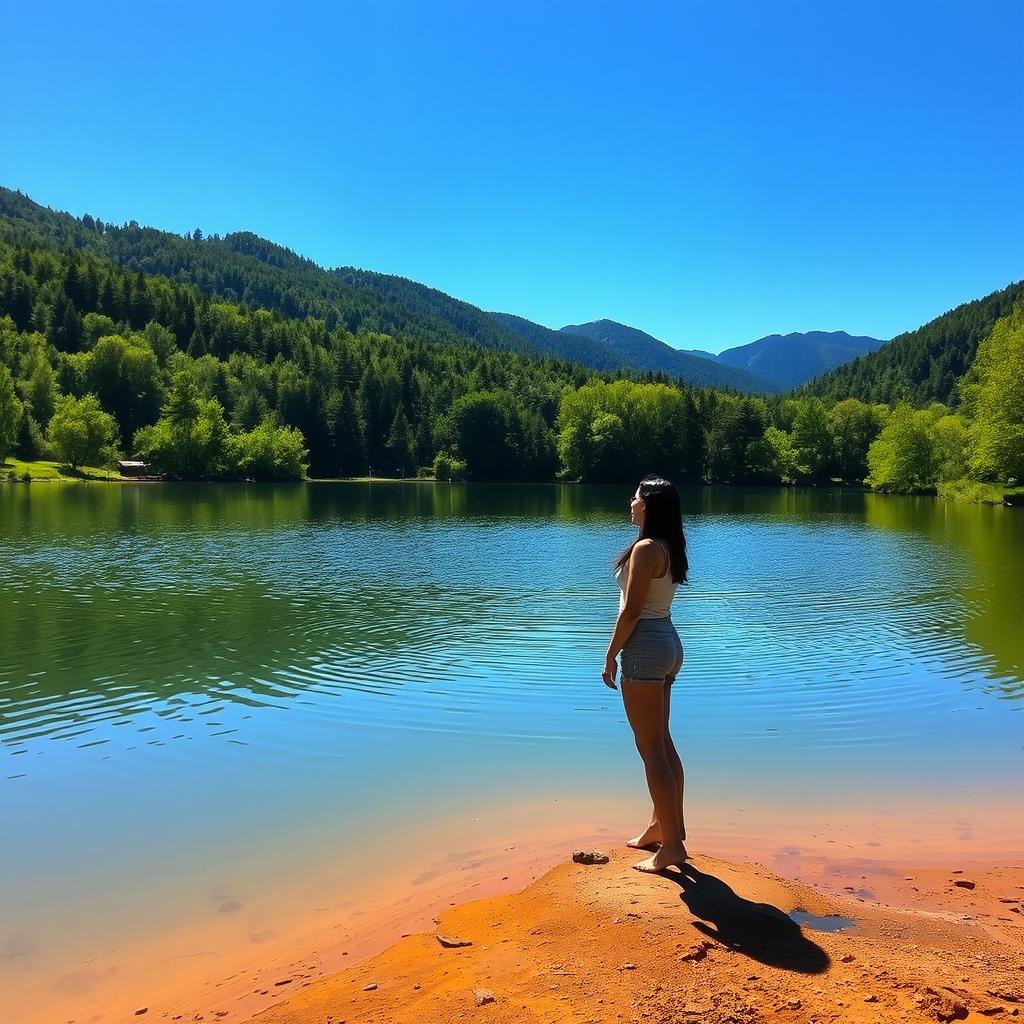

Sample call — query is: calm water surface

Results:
[1,483,1022,1011]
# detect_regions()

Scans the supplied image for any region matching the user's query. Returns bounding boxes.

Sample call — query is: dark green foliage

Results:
[705,396,770,483]
[440,391,555,481]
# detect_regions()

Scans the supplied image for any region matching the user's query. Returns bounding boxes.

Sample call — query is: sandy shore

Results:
[193,846,1024,1024]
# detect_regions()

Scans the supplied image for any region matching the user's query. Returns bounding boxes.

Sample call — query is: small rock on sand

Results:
[473,987,495,1006]
[954,879,977,890]
[363,983,378,992]
[436,932,473,948]
[572,850,609,865]
[134,1010,148,1017]
[678,940,713,962]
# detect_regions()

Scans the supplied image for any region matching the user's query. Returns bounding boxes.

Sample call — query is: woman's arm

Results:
[603,541,659,689]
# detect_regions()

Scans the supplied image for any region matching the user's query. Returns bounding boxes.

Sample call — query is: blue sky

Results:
[2,0,1021,352]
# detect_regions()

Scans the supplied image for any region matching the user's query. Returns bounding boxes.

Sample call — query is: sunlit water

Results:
[1,483,1022,1017]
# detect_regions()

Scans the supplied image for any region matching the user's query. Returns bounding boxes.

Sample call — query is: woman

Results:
[602,475,689,873]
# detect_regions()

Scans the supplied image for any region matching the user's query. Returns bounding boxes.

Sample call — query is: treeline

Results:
[0,235,602,480]
[1,192,1020,495]
[557,301,1023,494]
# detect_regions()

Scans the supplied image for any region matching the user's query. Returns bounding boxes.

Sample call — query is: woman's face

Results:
[629,487,645,528]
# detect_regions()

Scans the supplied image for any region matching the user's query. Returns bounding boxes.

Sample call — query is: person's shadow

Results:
[669,862,830,974]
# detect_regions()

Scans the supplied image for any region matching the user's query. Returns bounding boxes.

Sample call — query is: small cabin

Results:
[118,460,151,478]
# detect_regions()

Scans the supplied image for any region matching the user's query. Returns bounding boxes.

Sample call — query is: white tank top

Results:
[615,539,678,619]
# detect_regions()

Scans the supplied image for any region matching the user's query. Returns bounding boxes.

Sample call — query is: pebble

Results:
[954,879,977,890]
[678,940,712,962]
[864,994,878,1002]
[274,979,292,986]
[436,933,474,948]
[839,954,855,963]
[134,1010,148,1017]
[363,983,378,992]
[621,963,637,970]
[473,988,495,1006]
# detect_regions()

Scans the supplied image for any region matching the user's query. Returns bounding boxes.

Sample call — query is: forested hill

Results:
[0,188,541,358]
[715,331,885,390]
[559,319,778,393]
[0,189,781,393]
[801,281,1024,405]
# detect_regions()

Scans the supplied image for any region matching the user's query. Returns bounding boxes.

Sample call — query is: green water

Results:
[1,483,1022,1005]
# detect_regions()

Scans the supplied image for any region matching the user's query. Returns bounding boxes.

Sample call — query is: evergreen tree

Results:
[384,406,415,476]
[332,386,367,477]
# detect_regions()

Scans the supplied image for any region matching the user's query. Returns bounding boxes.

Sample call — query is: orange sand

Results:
[24,797,1023,1024]
[246,850,1023,1024]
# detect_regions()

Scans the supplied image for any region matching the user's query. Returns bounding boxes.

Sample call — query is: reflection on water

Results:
[1,483,1022,1017]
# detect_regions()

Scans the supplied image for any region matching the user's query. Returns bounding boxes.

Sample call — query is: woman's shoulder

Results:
[630,538,663,564]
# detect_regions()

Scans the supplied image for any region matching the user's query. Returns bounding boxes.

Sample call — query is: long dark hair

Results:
[614,475,689,584]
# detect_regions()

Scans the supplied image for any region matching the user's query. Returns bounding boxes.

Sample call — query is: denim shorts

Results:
[619,617,684,683]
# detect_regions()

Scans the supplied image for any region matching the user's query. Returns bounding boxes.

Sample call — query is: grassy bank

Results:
[935,479,1024,505]
[1,457,124,482]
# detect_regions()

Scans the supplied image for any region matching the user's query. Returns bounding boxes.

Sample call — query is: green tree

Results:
[433,451,467,481]
[706,396,768,482]
[0,364,23,461]
[866,403,937,492]
[961,305,1024,482]
[229,419,308,481]
[931,413,970,482]
[25,357,59,427]
[330,386,367,477]
[133,370,232,479]
[790,398,834,479]
[47,393,121,469]
[384,405,415,476]
[86,334,163,440]
[762,425,798,482]
[828,398,885,482]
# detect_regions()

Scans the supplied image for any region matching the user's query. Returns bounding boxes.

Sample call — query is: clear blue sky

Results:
[2,1,1021,352]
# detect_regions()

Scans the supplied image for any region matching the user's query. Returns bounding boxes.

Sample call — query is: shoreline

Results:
[4,471,1020,505]
[28,796,1020,1024]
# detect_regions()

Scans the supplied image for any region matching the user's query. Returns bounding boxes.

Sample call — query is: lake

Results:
[2,483,1022,1021]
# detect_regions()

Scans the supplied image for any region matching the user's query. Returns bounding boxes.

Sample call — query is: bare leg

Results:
[621,680,688,872]
[626,678,685,847]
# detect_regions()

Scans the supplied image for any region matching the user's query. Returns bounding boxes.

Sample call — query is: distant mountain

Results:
[557,319,777,393]
[489,312,624,370]
[801,281,1024,405]
[713,331,887,390]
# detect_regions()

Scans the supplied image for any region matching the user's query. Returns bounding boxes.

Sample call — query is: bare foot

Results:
[633,842,689,873]
[626,824,662,850]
